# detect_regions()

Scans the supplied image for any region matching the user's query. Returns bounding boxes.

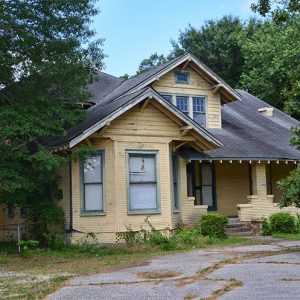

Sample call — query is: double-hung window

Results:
[128,152,159,213]
[81,153,104,213]
[176,96,189,115]
[172,155,179,211]
[7,205,14,218]
[193,97,206,126]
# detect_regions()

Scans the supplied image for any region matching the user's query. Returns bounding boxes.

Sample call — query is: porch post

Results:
[251,163,268,198]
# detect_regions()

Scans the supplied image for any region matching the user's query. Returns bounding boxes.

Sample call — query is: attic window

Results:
[175,71,189,84]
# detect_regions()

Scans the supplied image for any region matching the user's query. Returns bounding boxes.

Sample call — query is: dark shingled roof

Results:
[180,89,300,161]
[47,87,222,148]
[88,71,124,104]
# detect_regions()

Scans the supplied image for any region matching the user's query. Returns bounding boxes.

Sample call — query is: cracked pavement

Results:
[47,239,300,300]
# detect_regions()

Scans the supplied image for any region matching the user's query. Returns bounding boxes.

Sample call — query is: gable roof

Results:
[92,52,240,107]
[88,71,124,104]
[180,89,300,161]
[47,87,223,149]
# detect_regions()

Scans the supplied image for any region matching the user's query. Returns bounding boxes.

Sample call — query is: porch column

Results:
[251,163,268,198]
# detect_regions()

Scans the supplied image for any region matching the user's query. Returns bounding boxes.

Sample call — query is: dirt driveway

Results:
[48,239,300,300]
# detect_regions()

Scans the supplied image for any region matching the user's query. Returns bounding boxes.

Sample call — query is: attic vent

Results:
[258,107,273,117]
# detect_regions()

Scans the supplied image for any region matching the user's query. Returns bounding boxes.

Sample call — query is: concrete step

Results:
[228,218,241,224]
[226,231,253,237]
[227,223,250,229]
[226,226,252,233]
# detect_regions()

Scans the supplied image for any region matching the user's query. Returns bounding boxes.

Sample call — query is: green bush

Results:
[148,231,176,251]
[43,232,65,250]
[269,212,296,233]
[200,214,228,238]
[16,240,39,255]
[175,228,200,245]
[261,218,272,236]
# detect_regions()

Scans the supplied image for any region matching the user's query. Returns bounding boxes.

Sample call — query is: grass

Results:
[272,232,300,240]
[0,234,259,299]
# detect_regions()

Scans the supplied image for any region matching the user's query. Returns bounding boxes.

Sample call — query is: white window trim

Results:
[166,93,207,127]
[126,150,161,215]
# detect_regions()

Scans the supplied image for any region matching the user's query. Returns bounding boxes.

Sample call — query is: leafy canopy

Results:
[0,0,104,224]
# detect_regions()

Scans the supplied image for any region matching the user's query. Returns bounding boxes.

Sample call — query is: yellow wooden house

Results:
[2,53,300,242]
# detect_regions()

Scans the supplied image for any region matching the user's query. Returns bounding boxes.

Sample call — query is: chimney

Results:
[258,107,273,117]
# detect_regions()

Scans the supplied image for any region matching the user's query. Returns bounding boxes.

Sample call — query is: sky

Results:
[93,0,258,77]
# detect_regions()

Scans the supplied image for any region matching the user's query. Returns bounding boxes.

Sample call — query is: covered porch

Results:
[179,155,297,225]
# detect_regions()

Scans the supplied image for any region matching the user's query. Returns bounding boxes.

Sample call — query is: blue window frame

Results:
[128,151,159,213]
[172,154,179,211]
[176,96,189,114]
[81,152,104,214]
[161,94,172,102]
[193,97,206,126]
[175,71,190,84]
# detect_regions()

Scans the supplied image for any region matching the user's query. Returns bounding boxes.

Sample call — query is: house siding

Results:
[69,103,181,243]
[152,67,222,128]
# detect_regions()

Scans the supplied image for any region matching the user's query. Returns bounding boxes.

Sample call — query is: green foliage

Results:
[137,53,167,74]
[17,240,39,255]
[0,0,104,228]
[240,18,300,112]
[148,231,176,251]
[251,0,300,23]
[170,16,260,87]
[175,228,200,245]
[261,218,272,235]
[200,214,229,238]
[278,166,300,208]
[269,212,296,233]
[42,233,65,250]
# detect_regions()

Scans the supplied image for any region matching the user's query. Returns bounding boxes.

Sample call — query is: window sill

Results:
[127,210,161,215]
[80,212,106,217]
[173,209,180,214]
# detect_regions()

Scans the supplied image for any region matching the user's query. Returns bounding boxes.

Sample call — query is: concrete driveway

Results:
[48,239,300,300]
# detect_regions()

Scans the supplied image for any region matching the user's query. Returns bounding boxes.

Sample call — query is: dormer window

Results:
[193,97,206,126]
[176,96,189,115]
[175,71,190,84]
[160,93,207,127]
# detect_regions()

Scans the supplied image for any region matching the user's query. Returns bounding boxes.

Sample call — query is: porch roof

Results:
[180,89,300,162]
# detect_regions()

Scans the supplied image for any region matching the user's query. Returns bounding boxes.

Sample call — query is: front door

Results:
[187,161,216,211]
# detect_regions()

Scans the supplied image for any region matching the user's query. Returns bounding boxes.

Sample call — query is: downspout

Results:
[69,160,73,232]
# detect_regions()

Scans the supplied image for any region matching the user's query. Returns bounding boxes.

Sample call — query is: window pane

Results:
[129,156,155,182]
[193,112,205,126]
[84,184,103,211]
[202,186,213,206]
[176,96,189,113]
[202,164,212,185]
[84,156,102,183]
[175,71,189,83]
[161,94,172,102]
[192,97,205,113]
[129,183,157,210]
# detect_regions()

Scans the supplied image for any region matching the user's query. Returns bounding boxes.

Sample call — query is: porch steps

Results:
[226,218,253,237]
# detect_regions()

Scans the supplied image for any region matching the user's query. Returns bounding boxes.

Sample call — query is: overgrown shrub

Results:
[175,228,200,245]
[148,231,176,251]
[16,240,39,255]
[261,218,272,236]
[199,214,228,238]
[269,212,296,233]
[43,232,65,250]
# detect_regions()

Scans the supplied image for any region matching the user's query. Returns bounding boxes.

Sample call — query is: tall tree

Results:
[0,0,104,230]
[240,17,300,112]
[251,0,300,23]
[137,53,167,74]
[170,16,259,87]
